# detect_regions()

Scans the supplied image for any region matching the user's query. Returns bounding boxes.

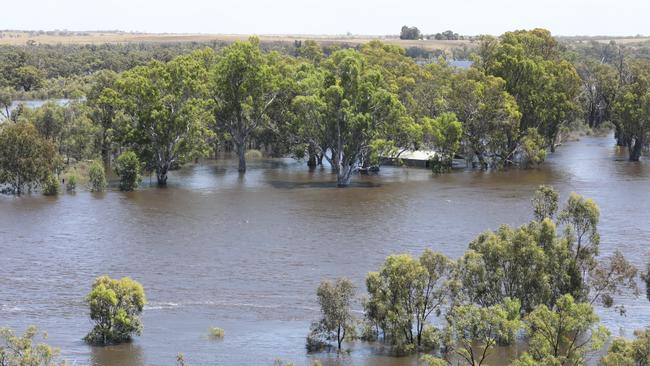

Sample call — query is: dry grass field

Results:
[0,31,472,50]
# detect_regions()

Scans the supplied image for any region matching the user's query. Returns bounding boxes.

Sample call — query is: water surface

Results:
[1,135,649,365]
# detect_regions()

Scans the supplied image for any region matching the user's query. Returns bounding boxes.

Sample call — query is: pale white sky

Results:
[4,0,649,36]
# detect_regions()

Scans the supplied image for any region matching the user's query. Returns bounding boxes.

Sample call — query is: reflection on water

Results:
[91,344,144,366]
[1,135,650,365]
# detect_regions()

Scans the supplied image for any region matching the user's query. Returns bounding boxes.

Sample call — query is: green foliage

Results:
[520,128,547,167]
[532,185,560,221]
[559,192,600,267]
[599,328,650,366]
[210,37,282,173]
[42,175,59,196]
[0,326,66,366]
[118,49,214,185]
[84,275,147,345]
[612,59,650,161]
[290,48,415,186]
[479,29,581,150]
[114,151,141,191]
[87,160,108,192]
[518,294,608,365]
[65,174,77,192]
[445,299,522,366]
[308,278,355,350]
[364,250,454,351]
[422,112,463,172]
[0,122,60,195]
[448,68,521,168]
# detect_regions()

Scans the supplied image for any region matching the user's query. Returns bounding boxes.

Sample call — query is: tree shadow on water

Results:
[90,343,144,366]
[267,180,382,189]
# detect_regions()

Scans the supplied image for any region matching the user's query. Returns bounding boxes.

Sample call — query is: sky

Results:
[4,0,650,37]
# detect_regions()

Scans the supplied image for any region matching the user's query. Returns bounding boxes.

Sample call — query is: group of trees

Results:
[1,28,592,193]
[308,186,649,366]
[5,28,650,195]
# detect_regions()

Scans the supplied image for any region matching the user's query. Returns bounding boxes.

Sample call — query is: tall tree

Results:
[291,49,415,186]
[0,122,60,195]
[210,37,281,173]
[479,29,581,151]
[309,278,355,350]
[612,59,650,161]
[118,50,213,185]
[87,70,120,167]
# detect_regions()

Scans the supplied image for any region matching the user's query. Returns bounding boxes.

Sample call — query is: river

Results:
[1,134,649,366]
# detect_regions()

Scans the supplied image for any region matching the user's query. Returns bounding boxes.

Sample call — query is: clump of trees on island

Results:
[307,186,649,366]
[4,28,633,194]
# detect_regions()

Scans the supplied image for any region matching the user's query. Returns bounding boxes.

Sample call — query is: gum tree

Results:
[118,50,213,185]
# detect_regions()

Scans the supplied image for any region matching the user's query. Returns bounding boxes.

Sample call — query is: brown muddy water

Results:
[1,134,649,366]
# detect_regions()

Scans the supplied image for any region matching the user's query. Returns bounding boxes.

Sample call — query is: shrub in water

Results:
[88,161,107,192]
[42,174,59,196]
[114,151,141,191]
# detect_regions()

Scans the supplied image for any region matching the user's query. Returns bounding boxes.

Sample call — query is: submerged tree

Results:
[291,49,416,186]
[114,151,141,192]
[515,294,608,366]
[612,59,650,161]
[444,299,521,366]
[85,276,147,345]
[364,250,454,351]
[307,278,355,351]
[0,122,60,195]
[118,50,213,185]
[210,37,282,173]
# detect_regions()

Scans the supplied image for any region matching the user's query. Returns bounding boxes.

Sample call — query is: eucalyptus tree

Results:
[117,50,213,185]
[87,70,120,167]
[478,29,581,151]
[364,250,454,350]
[308,278,355,351]
[0,122,60,195]
[209,37,282,173]
[514,294,608,366]
[611,58,650,161]
[448,68,521,167]
[291,49,416,187]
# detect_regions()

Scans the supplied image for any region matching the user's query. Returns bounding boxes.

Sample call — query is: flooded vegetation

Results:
[2,135,650,365]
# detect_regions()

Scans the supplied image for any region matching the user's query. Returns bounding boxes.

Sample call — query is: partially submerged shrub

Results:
[114,151,141,191]
[66,174,77,192]
[42,174,59,196]
[87,160,107,192]
[208,327,224,339]
[84,276,147,345]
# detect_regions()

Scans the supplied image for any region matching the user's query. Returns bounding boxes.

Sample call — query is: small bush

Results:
[66,174,77,192]
[114,151,141,191]
[42,174,59,196]
[208,327,224,339]
[88,161,107,192]
[245,149,263,159]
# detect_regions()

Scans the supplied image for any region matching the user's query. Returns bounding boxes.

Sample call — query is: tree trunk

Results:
[307,144,317,169]
[336,165,353,187]
[156,167,168,186]
[236,141,246,173]
[629,138,643,161]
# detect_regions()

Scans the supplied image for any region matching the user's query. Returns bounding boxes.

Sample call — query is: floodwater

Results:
[1,134,649,366]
